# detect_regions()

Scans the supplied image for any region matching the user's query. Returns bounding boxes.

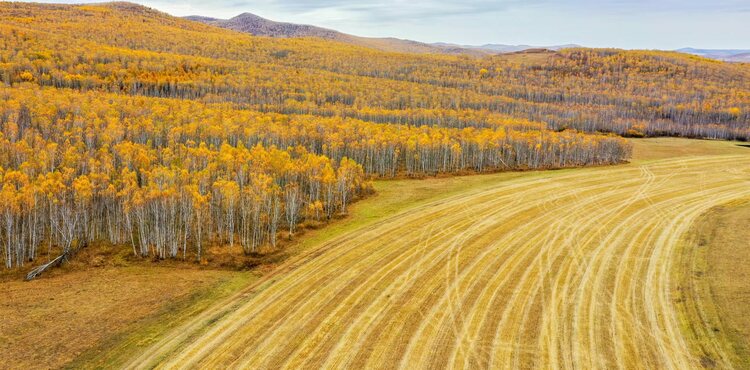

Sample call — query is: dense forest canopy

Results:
[0,1,746,269]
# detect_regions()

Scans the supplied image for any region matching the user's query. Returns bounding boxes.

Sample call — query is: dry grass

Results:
[675,199,750,368]
[705,203,750,365]
[113,138,750,369]
[0,241,261,370]
[0,266,247,369]
[630,137,749,162]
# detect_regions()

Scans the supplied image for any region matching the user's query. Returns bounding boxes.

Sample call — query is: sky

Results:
[27,0,750,49]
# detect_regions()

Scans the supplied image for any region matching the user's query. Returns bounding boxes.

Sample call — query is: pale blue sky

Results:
[26,0,750,49]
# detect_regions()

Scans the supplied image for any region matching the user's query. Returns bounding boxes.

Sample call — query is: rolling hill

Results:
[184,12,579,56]
[184,12,485,55]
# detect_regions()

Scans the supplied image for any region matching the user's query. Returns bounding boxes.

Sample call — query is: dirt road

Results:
[123,142,750,369]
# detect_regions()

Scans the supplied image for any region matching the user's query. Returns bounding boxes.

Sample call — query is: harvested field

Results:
[114,138,750,369]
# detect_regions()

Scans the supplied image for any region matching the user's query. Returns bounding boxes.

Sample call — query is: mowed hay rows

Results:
[125,152,750,369]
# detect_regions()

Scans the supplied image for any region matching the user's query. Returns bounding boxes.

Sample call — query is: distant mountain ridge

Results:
[432,43,581,53]
[676,48,750,62]
[184,13,577,56]
[184,13,482,55]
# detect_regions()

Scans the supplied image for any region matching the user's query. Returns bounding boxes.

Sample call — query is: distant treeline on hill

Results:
[0,1,746,269]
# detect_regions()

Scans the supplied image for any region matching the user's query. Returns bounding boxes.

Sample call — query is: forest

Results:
[0,2,747,270]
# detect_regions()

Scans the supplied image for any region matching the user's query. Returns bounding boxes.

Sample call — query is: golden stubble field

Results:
[107,138,750,369]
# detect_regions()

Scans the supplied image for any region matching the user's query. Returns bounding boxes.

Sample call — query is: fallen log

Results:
[25,252,68,281]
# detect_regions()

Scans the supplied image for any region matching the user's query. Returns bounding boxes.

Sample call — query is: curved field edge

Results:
[674,199,750,369]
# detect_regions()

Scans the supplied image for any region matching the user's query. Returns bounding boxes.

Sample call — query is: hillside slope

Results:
[2,2,747,141]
